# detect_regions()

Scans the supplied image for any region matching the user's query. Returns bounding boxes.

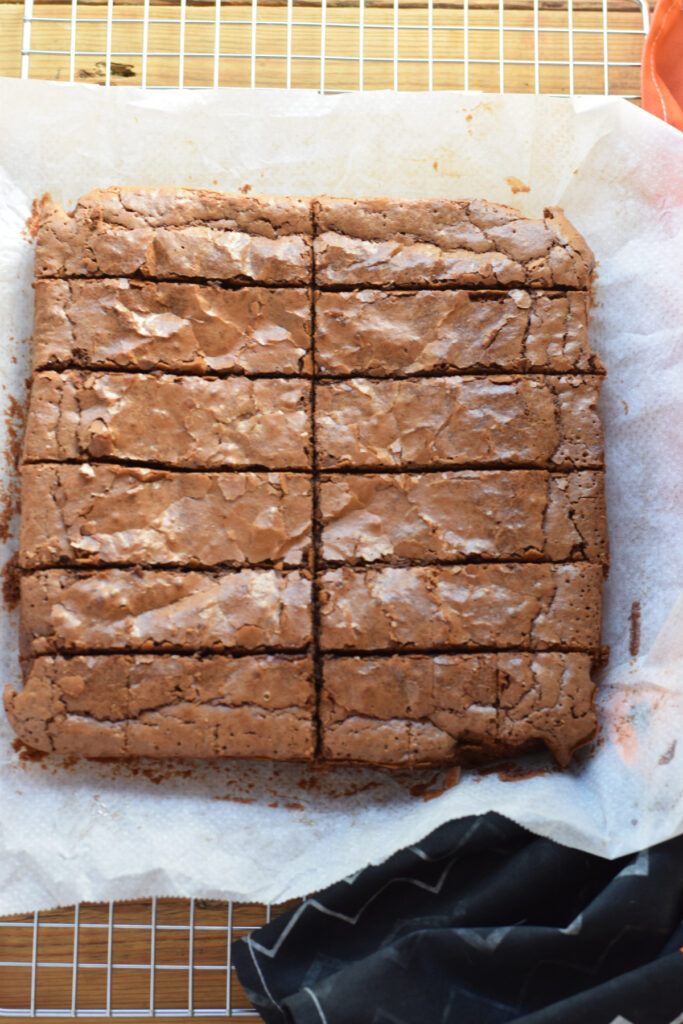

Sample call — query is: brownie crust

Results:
[33,280,312,375]
[20,465,312,569]
[315,290,603,376]
[316,376,603,470]
[35,189,313,283]
[23,371,312,469]
[5,654,315,759]
[21,568,312,658]
[314,198,593,289]
[320,652,596,768]
[319,563,603,653]
[319,470,607,566]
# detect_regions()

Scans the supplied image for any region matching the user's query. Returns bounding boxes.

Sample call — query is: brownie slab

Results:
[33,280,312,375]
[35,189,312,283]
[21,568,312,657]
[315,290,602,376]
[23,371,312,469]
[314,198,593,289]
[316,376,603,470]
[4,654,315,759]
[320,470,607,566]
[320,652,596,768]
[20,465,312,568]
[319,563,603,653]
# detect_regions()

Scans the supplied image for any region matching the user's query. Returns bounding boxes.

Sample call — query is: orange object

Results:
[642,0,683,132]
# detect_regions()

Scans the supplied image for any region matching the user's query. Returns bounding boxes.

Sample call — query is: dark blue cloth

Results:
[233,813,683,1024]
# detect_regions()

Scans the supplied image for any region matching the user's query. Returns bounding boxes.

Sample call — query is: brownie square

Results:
[314,197,593,289]
[23,372,312,470]
[319,470,607,566]
[320,652,596,768]
[20,465,312,569]
[5,654,316,760]
[316,376,603,470]
[315,290,602,376]
[35,188,313,283]
[33,280,312,375]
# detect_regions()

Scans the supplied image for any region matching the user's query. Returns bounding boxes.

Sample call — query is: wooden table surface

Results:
[0,0,647,1016]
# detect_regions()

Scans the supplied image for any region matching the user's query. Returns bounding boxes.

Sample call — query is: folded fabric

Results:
[233,812,683,1024]
[642,0,683,132]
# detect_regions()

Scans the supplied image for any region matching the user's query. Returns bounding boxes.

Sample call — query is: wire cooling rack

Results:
[14,0,649,96]
[0,897,287,1017]
[0,0,651,1017]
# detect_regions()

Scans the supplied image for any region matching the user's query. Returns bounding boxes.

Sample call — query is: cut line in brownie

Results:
[33,280,313,376]
[23,371,312,470]
[5,654,315,759]
[320,652,596,768]
[316,375,603,471]
[35,189,313,283]
[319,563,603,654]
[315,290,604,377]
[20,465,313,569]
[314,198,593,289]
[319,470,607,567]
[20,568,312,658]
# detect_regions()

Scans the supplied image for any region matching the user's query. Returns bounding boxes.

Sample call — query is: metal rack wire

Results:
[0,0,651,1016]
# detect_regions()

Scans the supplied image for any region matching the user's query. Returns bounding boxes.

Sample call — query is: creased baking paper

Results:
[1,79,682,916]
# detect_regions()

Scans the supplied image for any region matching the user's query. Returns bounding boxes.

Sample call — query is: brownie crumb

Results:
[629,600,641,657]
[2,553,20,609]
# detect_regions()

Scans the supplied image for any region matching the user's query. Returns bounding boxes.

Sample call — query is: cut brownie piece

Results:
[33,280,312,375]
[319,564,603,653]
[21,569,312,657]
[35,188,313,283]
[316,376,603,470]
[314,198,593,289]
[23,371,312,469]
[20,465,312,568]
[319,471,607,566]
[4,654,315,759]
[320,652,596,768]
[315,290,603,376]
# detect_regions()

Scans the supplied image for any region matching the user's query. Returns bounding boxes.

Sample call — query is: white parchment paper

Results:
[1,78,682,916]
